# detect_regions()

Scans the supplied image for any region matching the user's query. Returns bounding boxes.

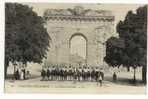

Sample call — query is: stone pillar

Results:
[87,40,100,66]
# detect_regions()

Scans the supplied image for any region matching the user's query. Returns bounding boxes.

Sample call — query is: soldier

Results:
[62,66,65,81]
[67,66,69,81]
[81,66,85,81]
[41,68,46,81]
[15,68,20,80]
[66,66,69,81]
[87,67,91,81]
[97,71,103,86]
[56,66,60,81]
[51,66,55,80]
[100,68,104,80]
[72,66,75,81]
[60,66,64,81]
[60,66,62,81]
[47,67,50,80]
[78,66,82,81]
[64,66,67,81]
[55,66,58,81]
[59,66,63,81]
[73,67,77,83]
[95,67,99,82]
[58,66,61,81]
[91,67,95,82]
[76,67,80,81]
[69,66,73,81]
[84,66,87,81]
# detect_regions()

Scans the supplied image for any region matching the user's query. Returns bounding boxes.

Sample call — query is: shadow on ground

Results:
[105,76,146,86]
[5,74,146,87]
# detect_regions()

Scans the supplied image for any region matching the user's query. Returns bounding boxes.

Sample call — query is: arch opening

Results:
[69,33,87,66]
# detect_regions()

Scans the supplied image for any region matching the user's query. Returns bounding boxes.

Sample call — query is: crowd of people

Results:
[14,68,31,80]
[12,64,118,86]
[41,66,104,86]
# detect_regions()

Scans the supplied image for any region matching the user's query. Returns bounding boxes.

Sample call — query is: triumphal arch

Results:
[43,6,114,67]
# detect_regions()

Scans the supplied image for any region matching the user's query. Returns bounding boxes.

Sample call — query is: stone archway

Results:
[44,6,114,67]
[69,33,88,66]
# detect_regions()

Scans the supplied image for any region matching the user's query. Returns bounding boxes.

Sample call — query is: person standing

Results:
[98,72,103,86]
[52,66,56,81]
[100,68,104,80]
[76,67,80,81]
[78,66,82,81]
[54,66,57,81]
[85,66,88,81]
[69,66,73,81]
[71,66,73,81]
[65,66,68,81]
[60,66,62,81]
[41,68,46,81]
[51,66,55,80]
[82,67,84,81]
[26,70,31,79]
[15,69,20,80]
[20,69,24,80]
[91,67,95,82]
[22,67,26,80]
[113,72,117,82]
[57,66,59,81]
[87,67,91,81]
[47,67,50,80]
[95,67,99,82]
[73,67,77,83]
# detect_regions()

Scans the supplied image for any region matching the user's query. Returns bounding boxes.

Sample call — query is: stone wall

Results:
[44,6,115,67]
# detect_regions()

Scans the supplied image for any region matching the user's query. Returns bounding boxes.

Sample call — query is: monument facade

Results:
[43,6,115,66]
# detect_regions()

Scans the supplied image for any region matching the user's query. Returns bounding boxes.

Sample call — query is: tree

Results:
[104,37,125,68]
[105,5,147,83]
[5,3,50,78]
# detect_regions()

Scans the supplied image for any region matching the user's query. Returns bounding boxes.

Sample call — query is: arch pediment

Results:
[44,6,114,18]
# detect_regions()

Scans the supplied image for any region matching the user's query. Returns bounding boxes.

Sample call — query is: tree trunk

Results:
[142,66,146,84]
[4,61,9,79]
[4,66,8,79]
[14,64,16,74]
[127,67,130,72]
[133,68,136,83]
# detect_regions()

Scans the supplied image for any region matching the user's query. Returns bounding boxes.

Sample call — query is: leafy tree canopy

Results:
[105,5,147,68]
[104,5,147,83]
[5,3,50,65]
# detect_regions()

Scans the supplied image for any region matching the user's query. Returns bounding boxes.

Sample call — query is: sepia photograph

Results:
[4,2,147,94]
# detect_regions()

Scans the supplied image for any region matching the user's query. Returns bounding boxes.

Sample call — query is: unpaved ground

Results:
[5,77,146,94]
[5,64,146,94]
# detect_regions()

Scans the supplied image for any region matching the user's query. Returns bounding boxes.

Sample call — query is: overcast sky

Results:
[23,3,143,25]
[22,3,144,58]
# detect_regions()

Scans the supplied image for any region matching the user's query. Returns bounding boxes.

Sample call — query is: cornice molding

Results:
[43,6,114,22]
